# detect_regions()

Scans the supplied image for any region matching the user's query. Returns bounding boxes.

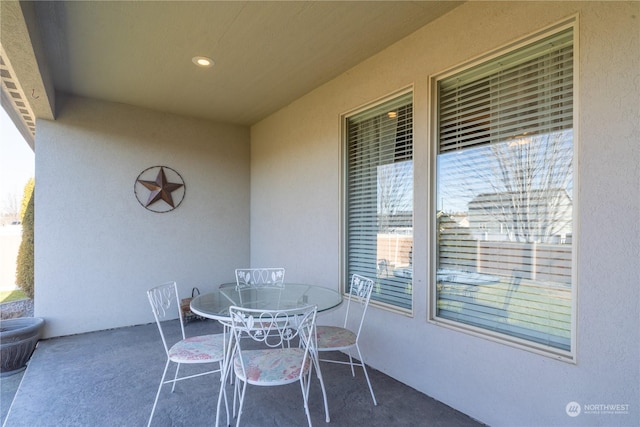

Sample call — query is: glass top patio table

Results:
[190,282,343,321]
[193,283,341,427]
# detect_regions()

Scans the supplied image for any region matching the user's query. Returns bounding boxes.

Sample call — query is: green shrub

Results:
[16,183,34,299]
[20,178,34,221]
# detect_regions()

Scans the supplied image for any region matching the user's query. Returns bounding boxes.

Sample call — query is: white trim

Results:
[340,86,414,121]
[434,16,578,84]
[569,14,580,365]
[431,316,575,363]
[340,86,415,316]
[427,17,579,363]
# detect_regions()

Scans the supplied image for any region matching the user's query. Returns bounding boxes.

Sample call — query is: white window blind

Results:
[345,92,413,310]
[434,28,574,354]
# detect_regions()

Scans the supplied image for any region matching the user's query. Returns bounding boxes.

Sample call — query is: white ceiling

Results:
[22,1,461,126]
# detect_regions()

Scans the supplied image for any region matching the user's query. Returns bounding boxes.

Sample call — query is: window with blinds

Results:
[433,27,575,356]
[344,92,413,311]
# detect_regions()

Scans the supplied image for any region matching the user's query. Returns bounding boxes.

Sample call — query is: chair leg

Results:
[300,375,312,427]
[215,361,230,427]
[218,361,230,427]
[148,359,171,427]
[222,363,230,427]
[355,344,377,406]
[311,353,330,422]
[171,362,181,393]
[233,377,239,418]
[348,352,356,377]
[234,380,247,427]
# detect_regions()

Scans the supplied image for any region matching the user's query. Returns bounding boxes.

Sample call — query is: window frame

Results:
[341,88,415,315]
[428,19,578,362]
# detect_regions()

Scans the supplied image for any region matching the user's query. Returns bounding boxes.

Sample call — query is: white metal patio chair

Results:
[235,267,286,308]
[235,267,286,289]
[146,281,228,427]
[316,274,377,405]
[228,304,329,427]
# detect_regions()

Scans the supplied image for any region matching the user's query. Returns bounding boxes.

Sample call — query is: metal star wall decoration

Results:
[134,166,186,213]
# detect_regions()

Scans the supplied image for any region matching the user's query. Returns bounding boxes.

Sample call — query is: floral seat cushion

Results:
[234,348,310,385]
[168,333,225,363]
[316,326,356,350]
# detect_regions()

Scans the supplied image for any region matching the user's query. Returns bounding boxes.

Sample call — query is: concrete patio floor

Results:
[2,319,485,427]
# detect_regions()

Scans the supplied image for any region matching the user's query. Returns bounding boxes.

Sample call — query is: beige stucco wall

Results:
[35,95,250,337]
[251,2,639,426]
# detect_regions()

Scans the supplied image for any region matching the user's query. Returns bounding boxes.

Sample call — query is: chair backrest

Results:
[229,305,317,350]
[147,281,186,356]
[235,267,286,290]
[343,274,375,338]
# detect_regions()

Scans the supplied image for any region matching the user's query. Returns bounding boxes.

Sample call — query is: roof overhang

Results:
[1,0,55,149]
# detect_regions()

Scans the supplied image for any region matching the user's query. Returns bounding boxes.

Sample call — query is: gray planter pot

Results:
[0,317,44,376]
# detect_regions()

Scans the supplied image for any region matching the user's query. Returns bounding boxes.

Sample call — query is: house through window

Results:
[432,26,575,358]
[344,91,413,311]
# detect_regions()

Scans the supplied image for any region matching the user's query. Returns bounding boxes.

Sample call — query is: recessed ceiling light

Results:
[192,56,214,68]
